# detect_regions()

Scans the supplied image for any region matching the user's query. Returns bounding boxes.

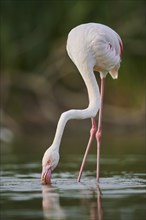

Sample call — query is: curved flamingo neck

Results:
[51,68,100,151]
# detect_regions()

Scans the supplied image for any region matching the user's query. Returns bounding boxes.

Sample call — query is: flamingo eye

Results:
[47,160,51,165]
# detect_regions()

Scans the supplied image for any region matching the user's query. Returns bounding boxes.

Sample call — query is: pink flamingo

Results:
[41,23,123,184]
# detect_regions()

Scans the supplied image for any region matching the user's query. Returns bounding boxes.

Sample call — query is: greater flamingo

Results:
[41,23,123,184]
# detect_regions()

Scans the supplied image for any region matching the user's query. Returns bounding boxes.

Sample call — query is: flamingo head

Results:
[41,147,59,185]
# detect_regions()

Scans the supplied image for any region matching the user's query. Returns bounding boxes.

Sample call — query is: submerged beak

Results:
[41,164,52,185]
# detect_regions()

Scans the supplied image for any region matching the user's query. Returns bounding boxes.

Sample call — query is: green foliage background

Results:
[0,0,145,136]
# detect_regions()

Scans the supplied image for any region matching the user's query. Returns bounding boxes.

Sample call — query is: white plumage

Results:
[67,23,122,79]
[41,23,123,184]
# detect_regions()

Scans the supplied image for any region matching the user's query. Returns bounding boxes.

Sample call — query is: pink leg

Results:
[77,118,97,182]
[96,78,105,182]
[96,131,101,182]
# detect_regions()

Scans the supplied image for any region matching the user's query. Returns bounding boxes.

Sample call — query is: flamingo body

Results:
[67,23,122,79]
[41,23,122,184]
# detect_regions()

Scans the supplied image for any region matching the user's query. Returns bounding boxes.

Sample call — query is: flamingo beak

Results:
[41,164,52,185]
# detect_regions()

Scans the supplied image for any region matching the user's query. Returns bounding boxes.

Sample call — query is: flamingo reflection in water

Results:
[42,184,103,220]
[42,185,65,220]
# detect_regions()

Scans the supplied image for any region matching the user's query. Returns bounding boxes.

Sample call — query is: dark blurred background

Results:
[0,0,145,145]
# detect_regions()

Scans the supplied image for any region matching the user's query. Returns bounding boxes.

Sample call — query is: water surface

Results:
[1,135,145,220]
